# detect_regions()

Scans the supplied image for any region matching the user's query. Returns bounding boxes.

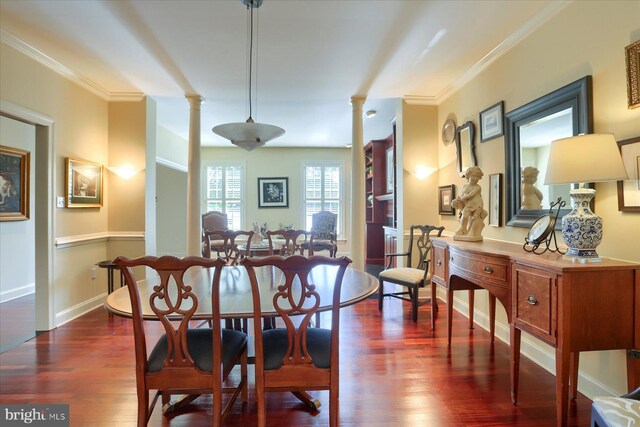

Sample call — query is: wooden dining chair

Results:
[240,255,352,427]
[299,211,338,257]
[114,255,248,427]
[265,229,309,256]
[204,229,253,264]
[201,211,228,256]
[378,225,444,326]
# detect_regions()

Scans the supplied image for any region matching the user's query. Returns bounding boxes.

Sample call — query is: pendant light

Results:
[212,0,284,151]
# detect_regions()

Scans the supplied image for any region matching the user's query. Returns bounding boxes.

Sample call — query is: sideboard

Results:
[431,236,639,427]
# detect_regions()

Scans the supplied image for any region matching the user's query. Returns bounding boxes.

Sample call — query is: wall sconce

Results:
[413,165,437,181]
[108,165,142,180]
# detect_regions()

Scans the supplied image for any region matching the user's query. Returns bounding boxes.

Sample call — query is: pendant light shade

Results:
[212,0,284,151]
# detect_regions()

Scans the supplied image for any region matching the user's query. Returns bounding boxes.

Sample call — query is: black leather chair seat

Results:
[262,328,331,370]
[300,240,334,251]
[148,328,247,372]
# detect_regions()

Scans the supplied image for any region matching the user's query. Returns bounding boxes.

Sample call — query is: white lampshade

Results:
[544,134,628,185]
[212,120,284,151]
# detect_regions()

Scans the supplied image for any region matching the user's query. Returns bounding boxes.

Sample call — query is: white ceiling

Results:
[0,0,567,148]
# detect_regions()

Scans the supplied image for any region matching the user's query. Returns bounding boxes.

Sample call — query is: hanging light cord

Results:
[247,2,254,122]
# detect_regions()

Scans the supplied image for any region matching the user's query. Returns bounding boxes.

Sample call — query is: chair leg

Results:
[411,285,418,322]
[212,389,222,427]
[329,390,339,427]
[378,278,384,311]
[257,389,266,427]
[241,351,248,402]
[138,389,149,427]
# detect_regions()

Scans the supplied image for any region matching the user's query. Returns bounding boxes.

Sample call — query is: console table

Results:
[431,236,639,427]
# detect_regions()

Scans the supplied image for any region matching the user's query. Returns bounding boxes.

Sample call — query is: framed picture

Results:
[489,173,503,227]
[438,185,455,215]
[65,157,103,208]
[626,40,640,109]
[0,145,30,221]
[479,101,504,142]
[258,177,288,208]
[617,136,640,212]
[386,147,394,193]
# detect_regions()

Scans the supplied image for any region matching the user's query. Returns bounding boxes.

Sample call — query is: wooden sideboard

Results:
[431,236,640,427]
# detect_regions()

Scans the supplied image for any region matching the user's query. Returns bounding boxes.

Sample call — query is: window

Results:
[303,163,343,237]
[204,163,244,230]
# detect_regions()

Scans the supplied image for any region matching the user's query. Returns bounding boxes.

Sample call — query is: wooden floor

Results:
[0,296,593,426]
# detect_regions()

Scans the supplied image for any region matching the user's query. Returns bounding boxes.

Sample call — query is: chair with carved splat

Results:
[241,255,352,427]
[204,230,254,265]
[265,229,309,256]
[114,255,248,426]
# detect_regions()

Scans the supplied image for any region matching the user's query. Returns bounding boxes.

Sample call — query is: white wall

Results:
[0,116,35,302]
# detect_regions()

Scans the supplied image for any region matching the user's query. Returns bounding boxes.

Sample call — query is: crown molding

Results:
[435,0,573,104]
[1,28,144,102]
[156,157,188,172]
[403,95,438,106]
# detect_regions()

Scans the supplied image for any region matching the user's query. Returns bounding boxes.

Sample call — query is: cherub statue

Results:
[451,166,488,242]
[521,166,543,210]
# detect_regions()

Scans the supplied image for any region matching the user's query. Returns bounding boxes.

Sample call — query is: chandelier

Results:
[212,0,285,151]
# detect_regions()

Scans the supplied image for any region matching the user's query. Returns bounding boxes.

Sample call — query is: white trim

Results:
[0,283,35,304]
[403,95,438,106]
[439,287,618,399]
[202,161,246,229]
[55,293,106,327]
[156,157,188,172]
[1,29,144,102]
[55,231,145,248]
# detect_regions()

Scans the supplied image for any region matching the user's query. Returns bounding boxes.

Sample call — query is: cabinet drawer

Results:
[513,264,557,345]
[431,244,446,284]
[449,248,508,287]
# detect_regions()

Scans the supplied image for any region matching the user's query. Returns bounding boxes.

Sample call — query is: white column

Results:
[186,95,203,256]
[350,96,366,271]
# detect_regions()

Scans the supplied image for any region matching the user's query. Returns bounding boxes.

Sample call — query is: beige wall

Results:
[433,1,640,397]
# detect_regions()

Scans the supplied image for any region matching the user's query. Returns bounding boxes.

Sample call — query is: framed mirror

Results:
[504,76,592,228]
[456,121,477,176]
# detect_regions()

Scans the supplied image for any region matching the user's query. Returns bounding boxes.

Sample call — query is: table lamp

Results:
[544,134,628,262]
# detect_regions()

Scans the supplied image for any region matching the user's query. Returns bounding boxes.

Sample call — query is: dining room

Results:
[1,1,640,426]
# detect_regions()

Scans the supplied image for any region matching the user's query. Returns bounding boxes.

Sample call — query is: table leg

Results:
[468,290,475,329]
[570,352,579,400]
[447,288,454,347]
[555,348,571,427]
[431,282,437,330]
[292,391,321,410]
[107,268,114,294]
[510,323,521,405]
[489,294,496,343]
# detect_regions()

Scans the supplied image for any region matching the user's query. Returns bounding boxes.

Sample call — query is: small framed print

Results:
[386,147,394,193]
[66,157,104,208]
[489,173,503,227]
[258,177,289,208]
[0,145,30,221]
[479,101,504,142]
[438,185,455,215]
[617,136,640,212]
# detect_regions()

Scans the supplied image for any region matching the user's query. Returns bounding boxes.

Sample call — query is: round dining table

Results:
[104,264,378,320]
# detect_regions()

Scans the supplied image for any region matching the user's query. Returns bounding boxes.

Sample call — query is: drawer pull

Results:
[484,266,493,274]
[436,260,442,266]
[527,295,538,305]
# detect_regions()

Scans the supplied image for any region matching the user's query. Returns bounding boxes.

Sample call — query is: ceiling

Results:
[0,0,567,148]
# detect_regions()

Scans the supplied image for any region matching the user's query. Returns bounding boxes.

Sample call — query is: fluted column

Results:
[350,96,366,271]
[186,95,203,256]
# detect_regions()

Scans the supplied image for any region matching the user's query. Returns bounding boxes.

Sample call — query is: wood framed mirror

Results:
[456,121,477,176]
[504,76,593,228]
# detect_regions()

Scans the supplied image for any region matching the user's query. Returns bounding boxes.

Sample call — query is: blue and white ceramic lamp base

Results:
[561,188,603,263]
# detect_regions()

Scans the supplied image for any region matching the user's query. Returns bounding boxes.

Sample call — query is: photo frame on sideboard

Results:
[0,145,30,221]
[617,136,640,212]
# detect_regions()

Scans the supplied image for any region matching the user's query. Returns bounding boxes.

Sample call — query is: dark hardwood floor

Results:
[0,293,35,353]
[0,295,592,426]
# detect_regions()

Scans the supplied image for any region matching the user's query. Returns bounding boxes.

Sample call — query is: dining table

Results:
[104,263,378,411]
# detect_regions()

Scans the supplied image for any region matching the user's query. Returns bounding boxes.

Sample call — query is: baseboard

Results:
[439,287,617,399]
[55,293,106,327]
[0,283,35,303]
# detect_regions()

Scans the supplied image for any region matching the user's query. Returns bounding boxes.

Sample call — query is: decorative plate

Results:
[526,214,556,245]
[442,119,456,146]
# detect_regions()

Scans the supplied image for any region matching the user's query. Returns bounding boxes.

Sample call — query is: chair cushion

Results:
[148,328,247,373]
[379,267,424,285]
[262,328,331,370]
[592,396,640,426]
[300,240,335,251]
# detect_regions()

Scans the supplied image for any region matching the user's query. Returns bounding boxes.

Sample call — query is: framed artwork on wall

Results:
[479,101,504,142]
[0,145,30,221]
[258,177,289,208]
[65,157,104,208]
[617,136,640,212]
[489,173,503,227]
[386,147,394,193]
[626,40,640,109]
[438,185,455,215]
